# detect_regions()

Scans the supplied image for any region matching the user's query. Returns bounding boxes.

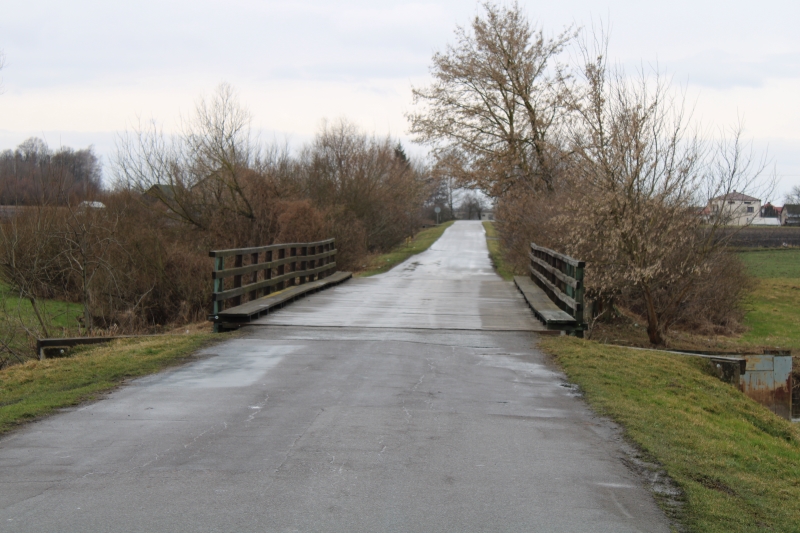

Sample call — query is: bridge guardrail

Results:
[528,242,586,331]
[210,238,337,317]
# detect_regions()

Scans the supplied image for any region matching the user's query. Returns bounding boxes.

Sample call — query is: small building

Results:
[708,191,761,226]
[480,210,495,221]
[782,205,800,226]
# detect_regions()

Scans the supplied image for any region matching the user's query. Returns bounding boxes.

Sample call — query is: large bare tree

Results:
[560,42,771,344]
[408,2,575,197]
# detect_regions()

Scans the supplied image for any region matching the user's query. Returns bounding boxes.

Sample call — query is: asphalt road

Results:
[0,221,671,532]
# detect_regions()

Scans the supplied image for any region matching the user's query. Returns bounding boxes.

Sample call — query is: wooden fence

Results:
[210,238,337,317]
[529,243,585,326]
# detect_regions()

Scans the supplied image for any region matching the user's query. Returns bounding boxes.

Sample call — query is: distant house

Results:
[761,202,781,218]
[480,210,495,221]
[708,191,761,226]
[782,205,800,226]
[143,184,177,203]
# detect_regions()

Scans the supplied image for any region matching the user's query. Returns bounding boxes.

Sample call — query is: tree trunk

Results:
[27,297,50,338]
[82,251,92,332]
[642,287,665,345]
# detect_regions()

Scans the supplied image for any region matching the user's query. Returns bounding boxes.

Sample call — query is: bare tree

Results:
[459,191,487,220]
[114,83,263,231]
[55,204,126,332]
[299,119,431,251]
[560,41,771,345]
[408,2,576,197]
[785,184,800,205]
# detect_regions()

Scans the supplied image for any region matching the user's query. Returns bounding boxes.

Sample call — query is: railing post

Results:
[249,252,259,301]
[287,247,297,287]
[530,243,535,283]
[299,246,308,284]
[277,247,286,291]
[574,263,585,331]
[330,239,336,276]
[212,256,224,333]
[265,250,273,295]
[232,254,243,306]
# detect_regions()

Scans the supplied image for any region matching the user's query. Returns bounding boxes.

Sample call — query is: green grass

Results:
[735,250,800,350]
[0,333,218,435]
[355,221,455,277]
[0,288,82,330]
[482,221,516,280]
[738,249,800,279]
[540,336,800,533]
[0,284,84,359]
[739,279,800,350]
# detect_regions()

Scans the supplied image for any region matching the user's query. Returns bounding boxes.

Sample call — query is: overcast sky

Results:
[1,0,798,199]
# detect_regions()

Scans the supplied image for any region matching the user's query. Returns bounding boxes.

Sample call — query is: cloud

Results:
[666,51,800,89]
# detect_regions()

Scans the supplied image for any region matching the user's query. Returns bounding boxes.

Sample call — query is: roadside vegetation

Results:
[483,212,800,532]
[482,221,514,281]
[0,87,456,366]
[0,332,218,435]
[529,248,800,532]
[410,3,769,346]
[356,221,455,277]
[541,337,800,533]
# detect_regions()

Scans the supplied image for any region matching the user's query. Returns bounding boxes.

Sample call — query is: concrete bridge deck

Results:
[0,221,669,532]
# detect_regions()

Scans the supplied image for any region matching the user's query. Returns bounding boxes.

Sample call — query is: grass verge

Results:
[482,221,516,280]
[355,221,455,277]
[540,336,800,533]
[0,333,220,435]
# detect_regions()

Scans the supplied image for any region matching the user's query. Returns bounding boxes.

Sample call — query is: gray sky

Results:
[1,0,798,199]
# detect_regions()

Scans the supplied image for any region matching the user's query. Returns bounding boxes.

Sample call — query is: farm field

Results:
[738,249,800,350]
[724,226,800,248]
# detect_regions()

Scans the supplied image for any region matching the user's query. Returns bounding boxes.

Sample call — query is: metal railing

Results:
[210,238,337,316]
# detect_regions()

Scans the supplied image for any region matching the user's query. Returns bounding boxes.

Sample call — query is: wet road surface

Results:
[0,221,670,532]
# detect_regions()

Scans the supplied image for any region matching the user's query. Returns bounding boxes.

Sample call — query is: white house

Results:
[708,191,761,226]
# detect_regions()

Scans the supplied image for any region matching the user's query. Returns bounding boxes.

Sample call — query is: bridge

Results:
[0,221,670,532]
